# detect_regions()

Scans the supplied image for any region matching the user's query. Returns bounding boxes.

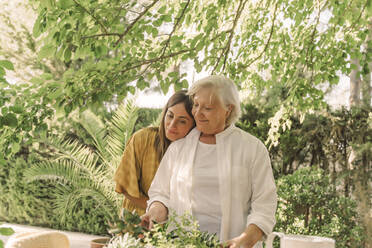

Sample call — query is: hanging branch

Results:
[160,0,191,57]
[119,48,195,75]
[243,2,278,69]
[72,0,108,34]
[117,29,231,76]
[345,0,368,33]
[82,33,121,39]
[212,0,249,74]
[307,0,322,82]
[114,0,160,47]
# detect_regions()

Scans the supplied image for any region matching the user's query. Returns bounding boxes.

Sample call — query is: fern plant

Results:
[24,100,139,227]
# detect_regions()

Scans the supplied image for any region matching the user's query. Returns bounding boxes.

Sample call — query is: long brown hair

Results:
[154,90,194,161]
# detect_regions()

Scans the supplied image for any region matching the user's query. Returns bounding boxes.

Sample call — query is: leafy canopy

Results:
[29,0,372,144]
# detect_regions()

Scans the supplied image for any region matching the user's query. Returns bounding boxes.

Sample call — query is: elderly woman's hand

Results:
[224,237,250,248]
[140,201,168,230]
[224,224,263,248]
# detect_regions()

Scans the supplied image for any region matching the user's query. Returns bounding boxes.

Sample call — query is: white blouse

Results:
[148,125,277,248]
[192,141,221,237]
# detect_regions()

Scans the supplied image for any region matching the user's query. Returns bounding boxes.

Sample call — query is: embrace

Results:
[115,75,277,248]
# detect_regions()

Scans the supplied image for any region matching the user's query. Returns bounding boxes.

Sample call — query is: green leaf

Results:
[181,79,188,88]
[33,15,42,38]
[168,71,178,78]
[0,157,6,166]
[59,0,74,9]
[0,60,14,71]
[40,0,53,9]
[38,45,55,59]
[9,105,23,114]
[0,227,14,236]
[64,47,72,62]
[11,143,21,154]
[158,6,166,14]
[49,87,64,99]
[3,113,18,127]
[0,67,5,77]
[163,14,172,22]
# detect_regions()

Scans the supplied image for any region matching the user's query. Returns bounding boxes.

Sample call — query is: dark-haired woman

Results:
[114,90,195,215]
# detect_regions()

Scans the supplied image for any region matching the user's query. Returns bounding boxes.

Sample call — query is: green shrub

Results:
[0,157,109,234]
[134,108,162,132]
[275,167,365,247]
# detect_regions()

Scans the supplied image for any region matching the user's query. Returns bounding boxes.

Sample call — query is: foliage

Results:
[275,167,365,247]
[0,156,109,234]
[27,0,372,143]
[0,73,54,160]
[0,0,63,83]
[109,209,146,239]
[23,101,139,233]
[0,224,14,248]
[107,211,220,248]
[238,104,371,246]
[134,108,162,132]
[236,103,272,145]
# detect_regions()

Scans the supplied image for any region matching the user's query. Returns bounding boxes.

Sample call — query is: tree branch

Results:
[243,2,278,69]
[160,0,191,57]
[307,0,322,82]
[212,0,248,74]
[114,0,160,47]
[223,0,248,72]
[345,0,368,33]
[119,48,194,75]
[82,33,121,39]
[72,0,108,34]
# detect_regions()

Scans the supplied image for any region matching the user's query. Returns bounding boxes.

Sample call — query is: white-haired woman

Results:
[141,75,277,248]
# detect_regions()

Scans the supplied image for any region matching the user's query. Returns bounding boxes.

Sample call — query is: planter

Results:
[90,237,110,248]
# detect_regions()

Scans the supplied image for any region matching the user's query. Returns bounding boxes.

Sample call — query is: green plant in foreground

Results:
[109,209,146,239]
[107,210,220,248]
[0,224,14,248]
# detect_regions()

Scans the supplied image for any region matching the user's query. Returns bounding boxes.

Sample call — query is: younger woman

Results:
[114,90,195,215]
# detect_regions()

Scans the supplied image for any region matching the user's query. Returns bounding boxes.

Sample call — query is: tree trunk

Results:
[349,58,361,107]
[361,21,372,108]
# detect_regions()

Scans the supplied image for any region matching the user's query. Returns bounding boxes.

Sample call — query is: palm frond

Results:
[24,160,85,185]
[78,110,110,161]
[26,101,139,227]
[53,184,120,224]
[106,100,138,173]
[39,136,101,176]
[25,160,121,223]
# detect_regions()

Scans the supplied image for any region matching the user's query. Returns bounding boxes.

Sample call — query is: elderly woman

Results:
[141,75,277,248]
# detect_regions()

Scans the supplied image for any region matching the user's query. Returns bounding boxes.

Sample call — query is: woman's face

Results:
[164,103,194,141]
[192,87,230,135]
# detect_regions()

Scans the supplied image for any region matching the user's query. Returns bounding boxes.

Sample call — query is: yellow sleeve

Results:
[114,133,141,198]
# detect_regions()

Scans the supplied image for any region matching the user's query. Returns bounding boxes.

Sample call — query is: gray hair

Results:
[188,75,241,125]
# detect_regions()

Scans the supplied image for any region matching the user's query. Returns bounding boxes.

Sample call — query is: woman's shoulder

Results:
[132,126,159,138]
[129,127,159,147]
[231,126,266,148]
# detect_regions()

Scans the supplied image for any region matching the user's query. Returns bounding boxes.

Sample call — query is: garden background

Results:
[0,0,371,247]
